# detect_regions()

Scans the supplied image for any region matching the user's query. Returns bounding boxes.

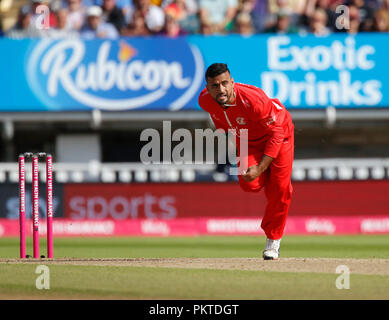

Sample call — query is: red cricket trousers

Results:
[238,128,294,240]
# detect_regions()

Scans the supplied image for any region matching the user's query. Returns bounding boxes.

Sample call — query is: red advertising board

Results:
[289,180,389,216]
[63,181,389,220]
[63,183,267,220]
[1,216,389,237]
[2,181,388,238]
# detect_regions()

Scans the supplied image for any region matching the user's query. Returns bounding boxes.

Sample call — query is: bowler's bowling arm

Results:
[257,154,273,174]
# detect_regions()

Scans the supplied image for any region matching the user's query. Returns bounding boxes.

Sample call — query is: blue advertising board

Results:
[1,38,204,111]
[193,34,386,109]
[1,33,388,111]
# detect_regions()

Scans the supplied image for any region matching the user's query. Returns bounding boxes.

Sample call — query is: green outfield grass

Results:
[1,235,389,259]
[0,235,388,299]
[1,264,388,300]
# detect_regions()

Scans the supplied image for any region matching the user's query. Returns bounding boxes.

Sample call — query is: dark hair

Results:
[205,63,230,81]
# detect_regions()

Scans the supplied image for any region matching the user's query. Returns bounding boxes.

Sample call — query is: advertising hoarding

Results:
[1,34,388,111]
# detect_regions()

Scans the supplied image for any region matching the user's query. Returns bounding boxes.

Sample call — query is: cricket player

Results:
[198,63,294,260]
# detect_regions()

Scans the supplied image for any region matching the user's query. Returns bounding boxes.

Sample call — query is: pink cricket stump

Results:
[46,155,53,258]
[32,155,40,258]
[18,155,26,259]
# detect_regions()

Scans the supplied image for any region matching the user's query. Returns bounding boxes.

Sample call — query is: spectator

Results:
[30,0,56,30]
[5,0,389,38]
[381,0,389,11]
[161,12,184,37]
[163,0,198,15]
[48,9,79,37]
[237,0,268,33]
[127,0,165,33]
[6,5,44,38]
[163,0,200,33]
[121,9,151,36]
[80,5,119,38]
[362,0,380,10]
[372,8,389,31]
[267,0,302,28]
[101,0,126,32]
[95,0,133,18]
[307,8,331,35]
[265,10,300,33]
[329,0,346,8]
[199,0,239,34]
[50,0,63,12]
[267,0,307,15]
[313,0,338,31]
[199,18,214,35]
[294,0,308,15]
[234,11,254,35]
[348,4,362,33]
[66,0,86,30]
[347,0,375,31]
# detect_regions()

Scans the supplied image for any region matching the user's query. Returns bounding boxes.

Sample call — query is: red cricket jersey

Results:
[198,83,294,159]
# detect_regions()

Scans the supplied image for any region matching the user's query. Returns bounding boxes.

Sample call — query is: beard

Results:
[218,91,235,107]
[215,91,232,106]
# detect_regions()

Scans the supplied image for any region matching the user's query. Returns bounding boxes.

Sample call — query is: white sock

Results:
[265,238,281,251]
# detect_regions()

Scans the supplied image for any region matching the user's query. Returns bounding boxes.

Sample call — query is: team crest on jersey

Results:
[236,117,246,125]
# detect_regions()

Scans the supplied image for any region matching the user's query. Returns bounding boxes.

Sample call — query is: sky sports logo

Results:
[25,39,204,111]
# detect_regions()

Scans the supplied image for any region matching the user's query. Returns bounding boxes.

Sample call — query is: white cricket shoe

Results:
[262,238,281,260]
